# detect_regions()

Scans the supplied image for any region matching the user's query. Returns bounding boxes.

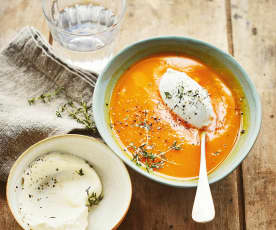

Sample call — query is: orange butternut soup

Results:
[109,53,242,179]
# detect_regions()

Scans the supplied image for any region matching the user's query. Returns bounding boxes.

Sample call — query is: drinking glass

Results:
[42,0,126,73]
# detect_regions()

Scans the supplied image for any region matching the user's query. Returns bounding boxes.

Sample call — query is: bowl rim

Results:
[6,134,132,230]
[93,36,262,188]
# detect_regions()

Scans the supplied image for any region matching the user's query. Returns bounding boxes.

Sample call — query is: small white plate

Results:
[6,134,132,230]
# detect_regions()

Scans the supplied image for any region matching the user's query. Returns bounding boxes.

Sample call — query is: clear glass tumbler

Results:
[42,0,126,73]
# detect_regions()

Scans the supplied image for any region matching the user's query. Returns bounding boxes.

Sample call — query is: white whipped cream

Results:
[17,152,102,230]
[159,68,214,128]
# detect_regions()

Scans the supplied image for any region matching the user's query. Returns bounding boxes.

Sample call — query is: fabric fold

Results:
[0,26,98,181]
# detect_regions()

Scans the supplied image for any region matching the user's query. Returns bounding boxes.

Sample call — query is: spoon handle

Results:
[192,132,215,223]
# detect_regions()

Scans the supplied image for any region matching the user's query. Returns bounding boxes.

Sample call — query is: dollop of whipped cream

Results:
[159,68,214,129]
[18,152,102,230]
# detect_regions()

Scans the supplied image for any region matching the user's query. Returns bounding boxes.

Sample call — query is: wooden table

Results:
[1,0,275,229]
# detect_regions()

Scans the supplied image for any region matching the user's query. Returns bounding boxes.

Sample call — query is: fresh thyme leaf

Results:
[145,162,151,173]
[28,98,35,105]
[164,91,172,99]
[128,143,137,150]
[177,86,185,100]
[131,144,165,173]
[151,161,164,169]
[67,101,74,107]
[27,88,97,132]
[132,154,142,166]
[139,147,156,160]
[85,187,103,211]
[171,141,181,150]
[76,168,84,176]
[138,121,151,130]
[56,111,62,118]
[28,87,64,105]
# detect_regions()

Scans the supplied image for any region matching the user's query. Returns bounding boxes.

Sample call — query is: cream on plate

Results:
[16,152,102,230]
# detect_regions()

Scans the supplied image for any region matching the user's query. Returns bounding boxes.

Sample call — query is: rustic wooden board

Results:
[0,182,21,229]
[0,0,245,229]
[118,0,242,229]
[117,0,229,53]
[231,0,276,229]
[0,0,48,47]
[0,1,48,229]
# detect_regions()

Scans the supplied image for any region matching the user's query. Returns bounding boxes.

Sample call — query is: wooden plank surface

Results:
[0,182,21,229]
[0,1,48,229]
[0,0,48,48]
[117,0,229,53]
[0,0,248,229]
[231,0,276,229]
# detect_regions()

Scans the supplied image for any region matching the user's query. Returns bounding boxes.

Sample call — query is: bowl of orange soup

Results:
[93,37,261,187]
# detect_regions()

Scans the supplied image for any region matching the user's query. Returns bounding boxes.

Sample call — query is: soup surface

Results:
[109,53,242,179]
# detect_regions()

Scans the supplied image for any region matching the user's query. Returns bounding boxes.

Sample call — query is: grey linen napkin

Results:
[0,26,99,181]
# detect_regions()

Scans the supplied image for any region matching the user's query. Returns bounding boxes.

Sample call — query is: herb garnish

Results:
[164,92,172,99]
[171,141,182,150]
[124,113,181,173]
[212,151,221,156]
[85,187,103,211]
[28,88,64,105]
[132,153,142,166]
[27,88,96,132]
[56,101,96,132]
[130,144,165,173]
[76,168,84,176]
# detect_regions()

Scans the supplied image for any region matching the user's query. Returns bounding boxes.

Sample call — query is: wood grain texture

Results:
[0,1,48,229]
[231,0,276,229]
[0,182,21,229]
[117,0,229,53]
[0,0,48,48]
[119,168,241,230]
[0,0,245,229]
[118,0,242,229]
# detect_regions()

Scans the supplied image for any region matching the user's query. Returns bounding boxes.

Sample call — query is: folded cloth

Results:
[0,26,100,182]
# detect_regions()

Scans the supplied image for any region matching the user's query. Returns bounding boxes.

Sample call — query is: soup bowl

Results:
[93,36,261,188]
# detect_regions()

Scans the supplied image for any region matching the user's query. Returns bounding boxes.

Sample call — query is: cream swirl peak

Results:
[159,68,214,129]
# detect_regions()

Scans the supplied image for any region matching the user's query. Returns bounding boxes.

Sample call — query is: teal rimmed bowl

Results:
[93,36,261,188]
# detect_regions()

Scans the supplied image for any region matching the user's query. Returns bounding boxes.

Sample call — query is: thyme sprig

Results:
[130,144,165,173]
[127,117,181,173]
[85,187,103,211]
[76,168,84,176]
[171,141,182,150]
[27,87,96,132]
[164,91,172,99]
[56,100,96,132]
[157,141,182,157]
[28,87,65,105]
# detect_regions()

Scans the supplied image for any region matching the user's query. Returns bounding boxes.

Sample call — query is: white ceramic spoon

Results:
[192,132,215,222]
